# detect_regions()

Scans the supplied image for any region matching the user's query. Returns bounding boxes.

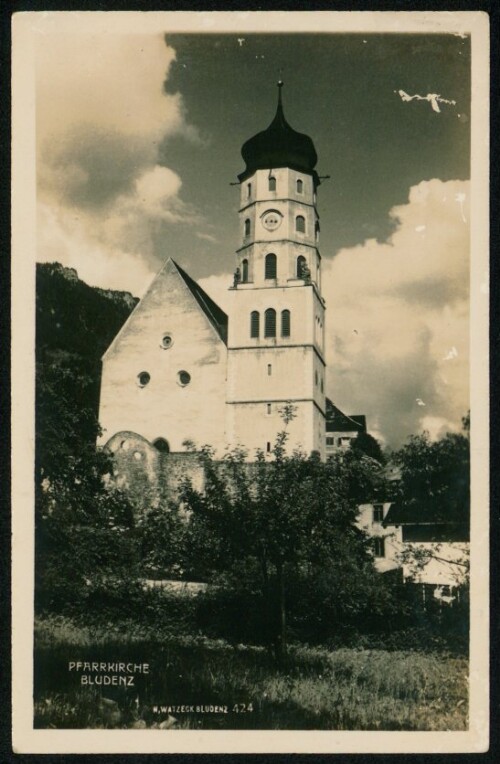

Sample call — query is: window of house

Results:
[373,537,385,558]
[244,218,251,237]
[296,215,305,233]
[242,258,249,282]
[267,403,271,415]
[250,311,260,338]
[326,437,334,446]
[265,253,277,279]
[266,441,272,453]
[264,308,276,338]
[297,178,303,194]
[268,176,276,191]
[177,370,191,386]
[247,183,251,199]
[297,255,307,278]
[153,438,170,453]
[339,436,351,447]
[281,309,291,337]
[373,504,384,523]
[137,371,150,387]
[267,363,272,376]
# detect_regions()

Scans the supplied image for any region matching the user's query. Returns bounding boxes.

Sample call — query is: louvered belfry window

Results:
[281,309,291,337]
[250,311,260,338]
[264,308,276,338]
[296,215,305,233]
[265,253,277,279]
[269,176,276,191]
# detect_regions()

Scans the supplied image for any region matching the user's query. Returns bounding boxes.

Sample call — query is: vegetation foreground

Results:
[34,616,468,731]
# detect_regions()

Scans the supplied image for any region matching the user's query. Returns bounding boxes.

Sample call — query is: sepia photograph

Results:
[11,10,489,755]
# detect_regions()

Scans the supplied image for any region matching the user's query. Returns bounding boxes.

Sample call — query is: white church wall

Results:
[226,400,321,458]
[99,261,227,454]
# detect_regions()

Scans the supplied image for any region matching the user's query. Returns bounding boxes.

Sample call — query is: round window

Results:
[137,371,150,387]
[177,370,191,386]
[161,334,173,349]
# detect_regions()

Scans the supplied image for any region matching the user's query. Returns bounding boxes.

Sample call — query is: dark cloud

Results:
[39,126,154,210]
[331,327,443,447]
[390,274,469,308]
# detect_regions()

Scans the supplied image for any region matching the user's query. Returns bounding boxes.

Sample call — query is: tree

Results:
[389,416,470,585]
[181,423,394,661]
[391,419,470,526]
[350,431,386,464]
[35,446,142,617]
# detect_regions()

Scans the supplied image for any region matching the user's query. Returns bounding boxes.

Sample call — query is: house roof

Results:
[173,260,228,345]
[383,501,469,527]
[325,398,366,433]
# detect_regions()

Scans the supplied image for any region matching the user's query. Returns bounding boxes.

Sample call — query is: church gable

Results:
[98,258,228,453]
[102,258,227,361]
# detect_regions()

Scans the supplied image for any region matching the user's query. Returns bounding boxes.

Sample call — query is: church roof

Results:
[325,398,366,433]
[172,260,228,345]
[238,82,319,184]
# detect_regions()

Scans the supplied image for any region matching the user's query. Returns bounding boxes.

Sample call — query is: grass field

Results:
[34,615,468,730]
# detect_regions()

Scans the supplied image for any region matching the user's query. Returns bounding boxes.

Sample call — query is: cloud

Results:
[36,34,181,146]
[37,202,156,295]
[323,178,469,447]
[36,33,205,294]
[196,232,219,244]
[200,178,469,448]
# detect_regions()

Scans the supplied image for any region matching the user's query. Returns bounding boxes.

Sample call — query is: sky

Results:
[36,27,471,448]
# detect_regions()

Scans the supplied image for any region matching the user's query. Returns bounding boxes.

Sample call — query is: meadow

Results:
[34,615,468,731]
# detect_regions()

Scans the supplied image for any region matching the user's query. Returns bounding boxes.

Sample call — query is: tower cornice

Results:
[238,197,319,215]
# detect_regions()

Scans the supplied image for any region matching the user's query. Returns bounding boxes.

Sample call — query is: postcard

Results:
[11,9,489,755]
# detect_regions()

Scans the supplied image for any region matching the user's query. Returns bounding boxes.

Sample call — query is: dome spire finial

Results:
[277,79,284,107]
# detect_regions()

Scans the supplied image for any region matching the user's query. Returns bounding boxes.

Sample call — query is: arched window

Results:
[242,258,249,282]
[296,215,306,233]
[268,176,276,191]
[264,308,276,338]
[297,255,307,278]
[265,253,277,280]
[281,309,291,337]
[250,311,260,338]
[244,218,251,237]
[247,183,252,199]
[315,220,320,240]
[153,438,170,453]
[296,178,303,194]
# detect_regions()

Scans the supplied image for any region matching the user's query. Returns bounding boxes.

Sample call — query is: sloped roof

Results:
[383,501,469,527]
[325,398,366,433]
[173,260,228,345]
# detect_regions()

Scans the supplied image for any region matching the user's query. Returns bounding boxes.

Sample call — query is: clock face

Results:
[262,210,282,231]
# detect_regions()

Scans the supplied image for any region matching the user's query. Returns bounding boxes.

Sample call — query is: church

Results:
[98,83,363,461]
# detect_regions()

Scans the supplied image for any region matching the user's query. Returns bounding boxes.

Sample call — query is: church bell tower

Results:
[226,82,326,458]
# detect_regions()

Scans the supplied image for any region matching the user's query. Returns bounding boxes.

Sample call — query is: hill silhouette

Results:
[36,262,138,479]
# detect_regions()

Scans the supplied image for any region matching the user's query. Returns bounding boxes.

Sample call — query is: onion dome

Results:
[238,81,319,185]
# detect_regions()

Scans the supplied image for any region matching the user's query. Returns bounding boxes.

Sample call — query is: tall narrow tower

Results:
[226,83,326,458]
